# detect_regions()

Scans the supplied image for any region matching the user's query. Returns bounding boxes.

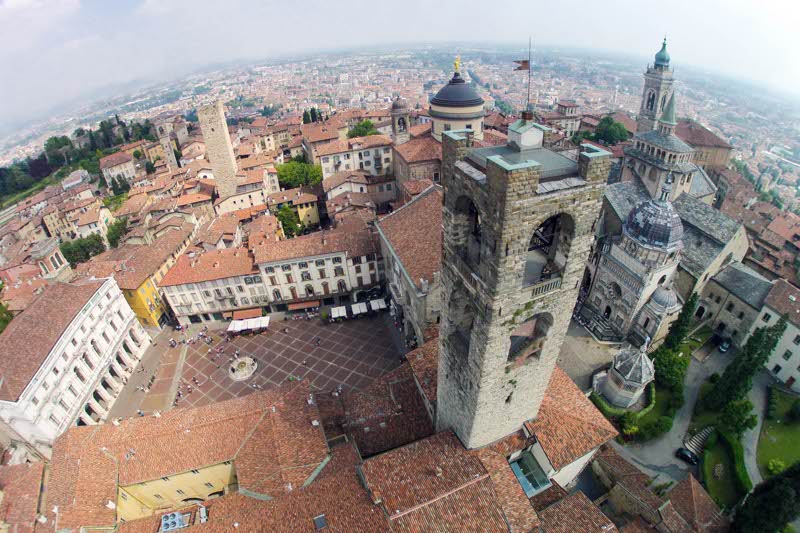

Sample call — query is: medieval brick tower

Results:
[159,134,178,170]
[436,116,611,449]
[636,38,674,133]
[198,100,238,200]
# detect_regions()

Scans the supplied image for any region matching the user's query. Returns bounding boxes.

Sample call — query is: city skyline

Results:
[1,0,798,128]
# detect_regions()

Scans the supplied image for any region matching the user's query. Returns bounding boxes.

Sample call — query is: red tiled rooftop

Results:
[160,248,256,286]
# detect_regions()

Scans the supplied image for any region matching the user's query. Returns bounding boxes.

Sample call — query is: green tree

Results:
[664,292,698,351]
[310,108,318,123]
[60,234,106,267]
[106,218,128,248]
[145,161,156,174]
[592,116,629,145]
[0,289,13,334]
[185,109,199,122]
[276,160,322,188]
[651,345,690,391]
[276,205,302,238]
[719,398,758,436]
[348,120,379,138]
[132,150,143,160]
[705,317,787,410]
[302,110,311,124]
[44,135,73,167]
[733,462,800,533]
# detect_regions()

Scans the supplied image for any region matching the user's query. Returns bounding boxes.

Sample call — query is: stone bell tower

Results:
[390,97,411,146]
[436,114,611,449]
[637,38,674,133]
[199,100,238,200]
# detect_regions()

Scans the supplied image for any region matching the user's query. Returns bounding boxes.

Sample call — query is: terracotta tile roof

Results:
[473,442,541,531]
[316,134,392,157]
[99,151,133,170]
[394,135,442,163]
[266,187,318,208]
[339,363,434,457]
[529,480,568,512]
[609,112,638,135]
[524,367,618,470]
[236,169,266,186]
[42,380,328,531]
[377,187,442,289]
[301,124,340,144]
[408,122,432,138]
[594,445,662,511]
[0,461,45,533]
[360,431,508,530]
[406,337,439,408]
[1,277,47,313]
[621,516,657,532]
[321,170,370,193]
[118,443,387,533]
[675,119,732,149]
[176,192,212,207]
[160,248,256,286]
[764,279,800,327]
[74,226,193,290]
[538,491,618,532]
[667,475,728,532]
[401,178,433,196]
[115,193,150,217]
[253,223,377,264]
[196,214,240,246]
[0,280,104,401]
[244,215,282,247]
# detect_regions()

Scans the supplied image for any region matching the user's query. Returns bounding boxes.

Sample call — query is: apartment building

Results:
[214,167,280,216]
[0,278,150,461]
[316,135,393,179]
[100,151,136,186]
[253,222,382,312]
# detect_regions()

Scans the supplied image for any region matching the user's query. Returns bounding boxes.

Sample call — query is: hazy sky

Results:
[1,0,798,128]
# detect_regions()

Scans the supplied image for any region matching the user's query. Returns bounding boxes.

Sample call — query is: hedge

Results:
[719,430,753,493]
[701,449,713,484]
[590,382,657,422]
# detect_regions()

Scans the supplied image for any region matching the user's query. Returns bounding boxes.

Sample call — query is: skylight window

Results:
[509,451,551,497]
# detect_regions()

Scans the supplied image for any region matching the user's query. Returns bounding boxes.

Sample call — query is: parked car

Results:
[675,447,699,465]
[718,339,731,353]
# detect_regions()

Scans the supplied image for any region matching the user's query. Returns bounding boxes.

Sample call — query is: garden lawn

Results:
[680,325,713,355]
[757,389,800,478]
[689,382,719,433]
[637,386,671,427]
[703,440,742,510]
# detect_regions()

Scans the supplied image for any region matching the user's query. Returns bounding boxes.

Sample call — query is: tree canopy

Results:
[593,116,630,145]
[664,292,698,351]
[60,234,106,267]
[276,205,302,238]
[733,462,800,532]
[107,218,129,248]
[705,317,787,410]
[276,160,322,189]
[348,120,379,138]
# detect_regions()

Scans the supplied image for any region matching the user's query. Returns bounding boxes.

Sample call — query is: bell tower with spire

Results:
[636,38,675,133]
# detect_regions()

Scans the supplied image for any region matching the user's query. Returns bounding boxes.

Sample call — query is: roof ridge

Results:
[377,185,438,224]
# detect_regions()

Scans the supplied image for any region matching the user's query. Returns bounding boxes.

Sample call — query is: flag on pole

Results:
[514,59,530,71]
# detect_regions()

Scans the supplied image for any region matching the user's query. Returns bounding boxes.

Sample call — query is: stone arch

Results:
[397,116,406,132]
[648,167,658,181]
[695,306,706,319]
[447,281,476,356]
[304,284,315,297]
[452,195,483,269]
[658,275,667,285]
[523,213,575,287]
[660,93,668,112]
[181,497,205,504]
[273,289,282,301]
[507,312,553,363]
[337,279,347,293]
[646,90,656,111]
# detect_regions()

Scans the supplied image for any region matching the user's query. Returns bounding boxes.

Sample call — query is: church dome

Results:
[392,97,409,111]
[650,285,679,310]
[624,198,683,251]
[654,38,670,67]
[612,345,655,386]
[430,72,484,108]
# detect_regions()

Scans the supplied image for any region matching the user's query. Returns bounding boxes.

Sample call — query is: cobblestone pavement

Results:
[125,314,403,414]
[557,320,621,391]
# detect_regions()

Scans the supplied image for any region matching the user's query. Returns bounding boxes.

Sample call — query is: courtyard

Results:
[109,314,405,417]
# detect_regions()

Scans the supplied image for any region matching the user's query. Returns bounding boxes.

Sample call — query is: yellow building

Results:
[39,380,328,531]
[267,188,320,228]
[72,225,194,328]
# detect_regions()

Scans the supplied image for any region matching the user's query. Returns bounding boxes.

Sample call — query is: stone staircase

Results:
[684,426,714,456]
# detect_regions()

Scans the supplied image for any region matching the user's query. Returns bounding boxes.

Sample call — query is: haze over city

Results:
[1,1,800,532]
[1,0,799,129]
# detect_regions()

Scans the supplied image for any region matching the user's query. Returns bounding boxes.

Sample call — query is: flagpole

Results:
[526,36,532,112]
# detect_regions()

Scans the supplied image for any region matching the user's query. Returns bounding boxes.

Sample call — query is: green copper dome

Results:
[654,37,670,67]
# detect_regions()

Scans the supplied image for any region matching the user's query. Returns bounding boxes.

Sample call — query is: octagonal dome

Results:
[391,97,409,111]
[612,346,655,386]
[650,285,679,310]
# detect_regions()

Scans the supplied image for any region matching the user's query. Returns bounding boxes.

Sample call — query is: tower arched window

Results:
[305,284,315,297]
[452,196,483,270]
[523,213,574,287]
[660,93,667,112]
[646,90,656,111]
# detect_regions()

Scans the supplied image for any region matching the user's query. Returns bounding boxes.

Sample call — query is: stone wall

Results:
[436,131,610,448]
[198,101,238,200]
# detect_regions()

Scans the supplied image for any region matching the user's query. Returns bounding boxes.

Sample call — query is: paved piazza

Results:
[115,315,404,416]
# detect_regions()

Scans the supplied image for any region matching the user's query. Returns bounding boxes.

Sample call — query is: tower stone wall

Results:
[199,101,238,200]
[160,135,178,170]
[436,130,610,449]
